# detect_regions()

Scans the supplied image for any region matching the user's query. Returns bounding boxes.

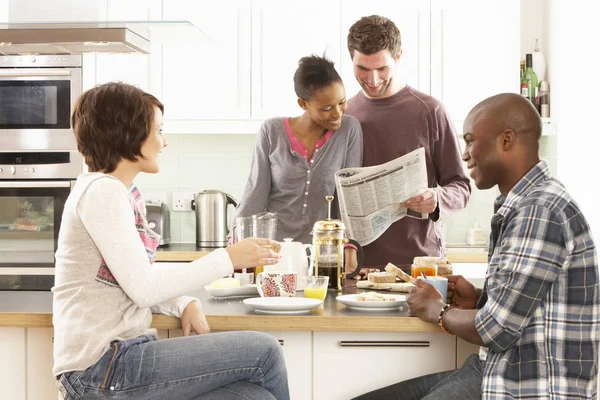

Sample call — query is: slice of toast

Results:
[384,263,416,284]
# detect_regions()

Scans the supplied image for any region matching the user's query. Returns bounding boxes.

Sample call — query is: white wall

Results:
[554,0,600,242]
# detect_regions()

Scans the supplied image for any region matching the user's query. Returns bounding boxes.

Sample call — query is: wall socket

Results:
[171,192,195,212]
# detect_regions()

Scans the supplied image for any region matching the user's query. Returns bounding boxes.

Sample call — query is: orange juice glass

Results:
[411,264,438,278]
[302,276,329,301]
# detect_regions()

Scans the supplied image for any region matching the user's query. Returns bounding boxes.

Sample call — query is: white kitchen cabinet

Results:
[169,329,312,400]
[430,0,520,122]
[160,0,251,121]
[262,330,312,400]
[340,0,431,97]
[92,0,162,92]
[251,0,341,118]
[26,328,57,400]
[7,0,107,22]
[313,331,456,400]
[0,327,26,400]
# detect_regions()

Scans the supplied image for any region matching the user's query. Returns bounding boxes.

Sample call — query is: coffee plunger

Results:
[311,196,363,291]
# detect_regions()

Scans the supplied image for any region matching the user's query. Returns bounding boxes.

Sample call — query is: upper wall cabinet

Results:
[93,0,161,92]
[430,0,520,123]
[161,0,251,121]
[250,0,341,119]
[340,0,431,98]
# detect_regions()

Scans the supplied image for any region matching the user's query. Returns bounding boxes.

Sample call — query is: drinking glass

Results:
[302,276,329,301]
[233,212,278,276]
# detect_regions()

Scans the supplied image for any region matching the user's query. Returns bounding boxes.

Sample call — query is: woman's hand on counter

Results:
[226,238,282,269]
[181,300,210,336]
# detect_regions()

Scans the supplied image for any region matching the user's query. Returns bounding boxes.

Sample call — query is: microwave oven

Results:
[0,54,82,151]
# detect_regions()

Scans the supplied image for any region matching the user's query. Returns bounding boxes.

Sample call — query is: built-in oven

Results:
[0,54,82,150]
[0,152,82,291]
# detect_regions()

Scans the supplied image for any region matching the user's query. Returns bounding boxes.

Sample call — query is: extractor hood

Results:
[0,22,152,55]
[0,21,206,55]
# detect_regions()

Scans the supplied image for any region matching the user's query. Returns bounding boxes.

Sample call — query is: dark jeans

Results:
[352,354,483,400]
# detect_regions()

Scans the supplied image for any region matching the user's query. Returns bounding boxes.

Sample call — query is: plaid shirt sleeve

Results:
[475,203,567,352]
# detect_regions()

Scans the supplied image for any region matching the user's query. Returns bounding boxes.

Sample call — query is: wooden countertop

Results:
[155,243,488,263]
[0,284,440,332]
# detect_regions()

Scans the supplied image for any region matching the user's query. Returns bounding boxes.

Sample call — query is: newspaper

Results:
[335,147,429,246]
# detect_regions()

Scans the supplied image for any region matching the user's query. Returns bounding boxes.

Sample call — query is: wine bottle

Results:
[520,60,528,97]
[524,54,538,108]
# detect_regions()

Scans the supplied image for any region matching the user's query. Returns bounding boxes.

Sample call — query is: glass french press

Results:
[311,196,363,291]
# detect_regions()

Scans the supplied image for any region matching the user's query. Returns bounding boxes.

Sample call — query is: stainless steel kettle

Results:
[192,190,238,248]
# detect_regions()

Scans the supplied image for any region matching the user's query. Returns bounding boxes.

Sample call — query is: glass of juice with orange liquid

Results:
[302,276,329,301]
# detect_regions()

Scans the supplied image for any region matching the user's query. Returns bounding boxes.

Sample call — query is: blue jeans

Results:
[352,354,483,400]
[58,331,290,400]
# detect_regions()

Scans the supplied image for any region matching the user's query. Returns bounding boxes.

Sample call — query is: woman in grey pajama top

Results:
[235,55,363,244]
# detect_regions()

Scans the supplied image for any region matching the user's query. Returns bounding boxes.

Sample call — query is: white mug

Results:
[420,276,448,303]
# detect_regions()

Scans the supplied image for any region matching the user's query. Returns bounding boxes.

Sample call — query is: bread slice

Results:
[388,282,415,292]
[437,257,453,276]
[384,263,415,283]
[368,271,396,283]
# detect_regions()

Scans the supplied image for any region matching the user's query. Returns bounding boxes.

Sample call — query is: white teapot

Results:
[268,238,312,290]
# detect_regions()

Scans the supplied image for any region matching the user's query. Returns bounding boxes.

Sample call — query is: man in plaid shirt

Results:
[354,93,599,400]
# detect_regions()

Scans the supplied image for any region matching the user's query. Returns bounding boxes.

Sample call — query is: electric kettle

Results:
[192,190,238,248]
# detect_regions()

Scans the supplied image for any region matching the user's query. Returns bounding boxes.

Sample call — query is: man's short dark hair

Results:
[347,15,402,58]
[72,82,164,173]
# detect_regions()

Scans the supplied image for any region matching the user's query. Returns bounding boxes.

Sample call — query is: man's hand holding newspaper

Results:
[334,147,430,246]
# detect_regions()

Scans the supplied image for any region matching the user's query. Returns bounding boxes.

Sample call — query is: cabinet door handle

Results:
[339,341,430,347]
[278,339,284,346]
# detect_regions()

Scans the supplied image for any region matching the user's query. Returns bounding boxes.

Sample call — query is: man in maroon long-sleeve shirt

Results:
[344,15,471,272]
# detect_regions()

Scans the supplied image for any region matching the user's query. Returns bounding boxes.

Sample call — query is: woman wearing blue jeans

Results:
[53,82,289,399]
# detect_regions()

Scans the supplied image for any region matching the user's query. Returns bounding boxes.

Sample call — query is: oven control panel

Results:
[0,151,83,179]
[0,54,82,68]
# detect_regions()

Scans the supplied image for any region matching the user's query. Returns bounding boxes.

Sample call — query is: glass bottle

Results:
[523,53,539,108]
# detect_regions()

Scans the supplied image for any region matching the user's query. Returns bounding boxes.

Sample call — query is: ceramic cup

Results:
[256,271,297,297]
[420,276,448,303]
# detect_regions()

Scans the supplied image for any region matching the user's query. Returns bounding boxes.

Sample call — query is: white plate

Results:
[204,284,259,299]
[336,294,406,311]
[243,297,322,314]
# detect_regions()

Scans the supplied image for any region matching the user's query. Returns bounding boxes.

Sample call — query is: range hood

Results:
[0,21,205,55]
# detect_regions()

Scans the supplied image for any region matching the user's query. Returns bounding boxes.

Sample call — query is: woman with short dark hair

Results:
[53,82,290,400]
[234,55,363,244]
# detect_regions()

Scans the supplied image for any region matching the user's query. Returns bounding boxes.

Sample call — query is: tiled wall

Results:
[134,133,557,245]
[134,133,257,243]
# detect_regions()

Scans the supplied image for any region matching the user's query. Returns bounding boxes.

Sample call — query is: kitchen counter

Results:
[155,243,488,263]
[0,281,439,332]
